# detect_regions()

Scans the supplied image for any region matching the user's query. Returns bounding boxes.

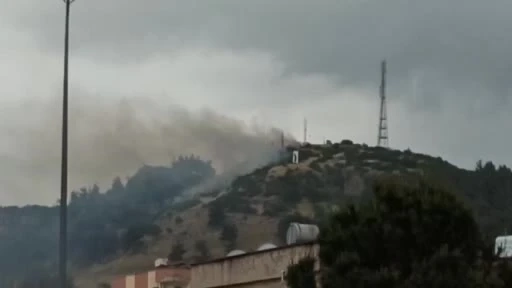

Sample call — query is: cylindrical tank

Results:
[226,249,246,257]
[257,243,277,251]
[154,258,169,267]
[286,223,319,245]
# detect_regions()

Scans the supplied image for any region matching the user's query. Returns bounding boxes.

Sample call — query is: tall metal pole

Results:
[60,0,75,287]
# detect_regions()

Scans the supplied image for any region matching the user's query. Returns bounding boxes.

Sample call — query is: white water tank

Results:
[495,235,512,258]
[154,258,169,267]
[292,151,299,163]
[286,223,319,245]
[226,250,246,257]
[257,243,277,251]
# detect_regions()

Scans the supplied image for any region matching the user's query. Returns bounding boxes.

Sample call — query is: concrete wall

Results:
[112,276,126,288]
[189,243,319,288]
[111,267,190,288]
[156,268,190,287]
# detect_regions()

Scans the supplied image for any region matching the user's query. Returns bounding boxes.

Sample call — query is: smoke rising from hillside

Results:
[0,91,295,205]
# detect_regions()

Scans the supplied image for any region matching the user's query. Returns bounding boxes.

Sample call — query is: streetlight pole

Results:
[60,0,75,287]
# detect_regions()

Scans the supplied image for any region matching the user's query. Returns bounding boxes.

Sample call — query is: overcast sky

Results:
[0,0,511,205]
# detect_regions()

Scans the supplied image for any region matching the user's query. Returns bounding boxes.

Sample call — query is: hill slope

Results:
[76,141,512,287]
[2,141,512,287]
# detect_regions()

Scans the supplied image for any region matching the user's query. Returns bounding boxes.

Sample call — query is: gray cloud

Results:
[1,0,512,204]
[0,90,292,205]
[8,0,512,101]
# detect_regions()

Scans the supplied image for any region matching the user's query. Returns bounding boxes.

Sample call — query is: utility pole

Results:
[377,60,389,148]
[60,0,75,287]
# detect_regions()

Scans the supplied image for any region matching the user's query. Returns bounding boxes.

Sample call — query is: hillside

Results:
[75,141,512,287]
[2,141,512,287]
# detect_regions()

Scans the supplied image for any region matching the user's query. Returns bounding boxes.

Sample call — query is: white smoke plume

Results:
[0,91,294,205]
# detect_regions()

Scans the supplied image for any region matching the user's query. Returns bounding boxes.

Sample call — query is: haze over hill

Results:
[0,133,511,287]
[0,94,294,205]
[2,0,512,207]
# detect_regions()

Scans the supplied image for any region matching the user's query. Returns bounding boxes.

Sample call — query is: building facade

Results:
[189,242,319,288]
[111,267,190,288]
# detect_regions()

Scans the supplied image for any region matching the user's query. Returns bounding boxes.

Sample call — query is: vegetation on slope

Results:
[206,141,512,240]
[0,155,214,286]
[3,140,512,286]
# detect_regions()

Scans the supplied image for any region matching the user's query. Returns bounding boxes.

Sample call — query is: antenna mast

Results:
[377,60,389,148]
[303,118,307,144]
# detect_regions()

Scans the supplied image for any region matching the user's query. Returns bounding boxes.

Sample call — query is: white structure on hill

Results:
[495,235,512,258]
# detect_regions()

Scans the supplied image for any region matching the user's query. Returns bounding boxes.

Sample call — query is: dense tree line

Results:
[3,142,512,286]
[0,155,214,286]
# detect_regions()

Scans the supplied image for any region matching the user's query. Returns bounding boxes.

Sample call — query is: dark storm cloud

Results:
[8,0,512,104]
[1,0,512,205]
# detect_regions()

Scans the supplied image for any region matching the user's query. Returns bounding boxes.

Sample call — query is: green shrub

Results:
[194,240,211,261]
[231,175,263,197]
[207,204,226,228]
[309,160,322,171]
[210,194,258,215]
[121,223,161,252]
[263,201,289,217]
[300,172,329,203]
[200,189,222,198]
[265,178,300,203]
[173,198,201,212]
[297,148,316,161]
[286,256,316,288]
[168,242,186,262]
[221,222,238,252]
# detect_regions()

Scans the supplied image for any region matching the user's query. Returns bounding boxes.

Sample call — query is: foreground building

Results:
[111,266,190,288]
[111,222,320,288]
[189,241,319,288]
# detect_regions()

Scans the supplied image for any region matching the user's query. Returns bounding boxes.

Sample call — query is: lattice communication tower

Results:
[377,60,389,147]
